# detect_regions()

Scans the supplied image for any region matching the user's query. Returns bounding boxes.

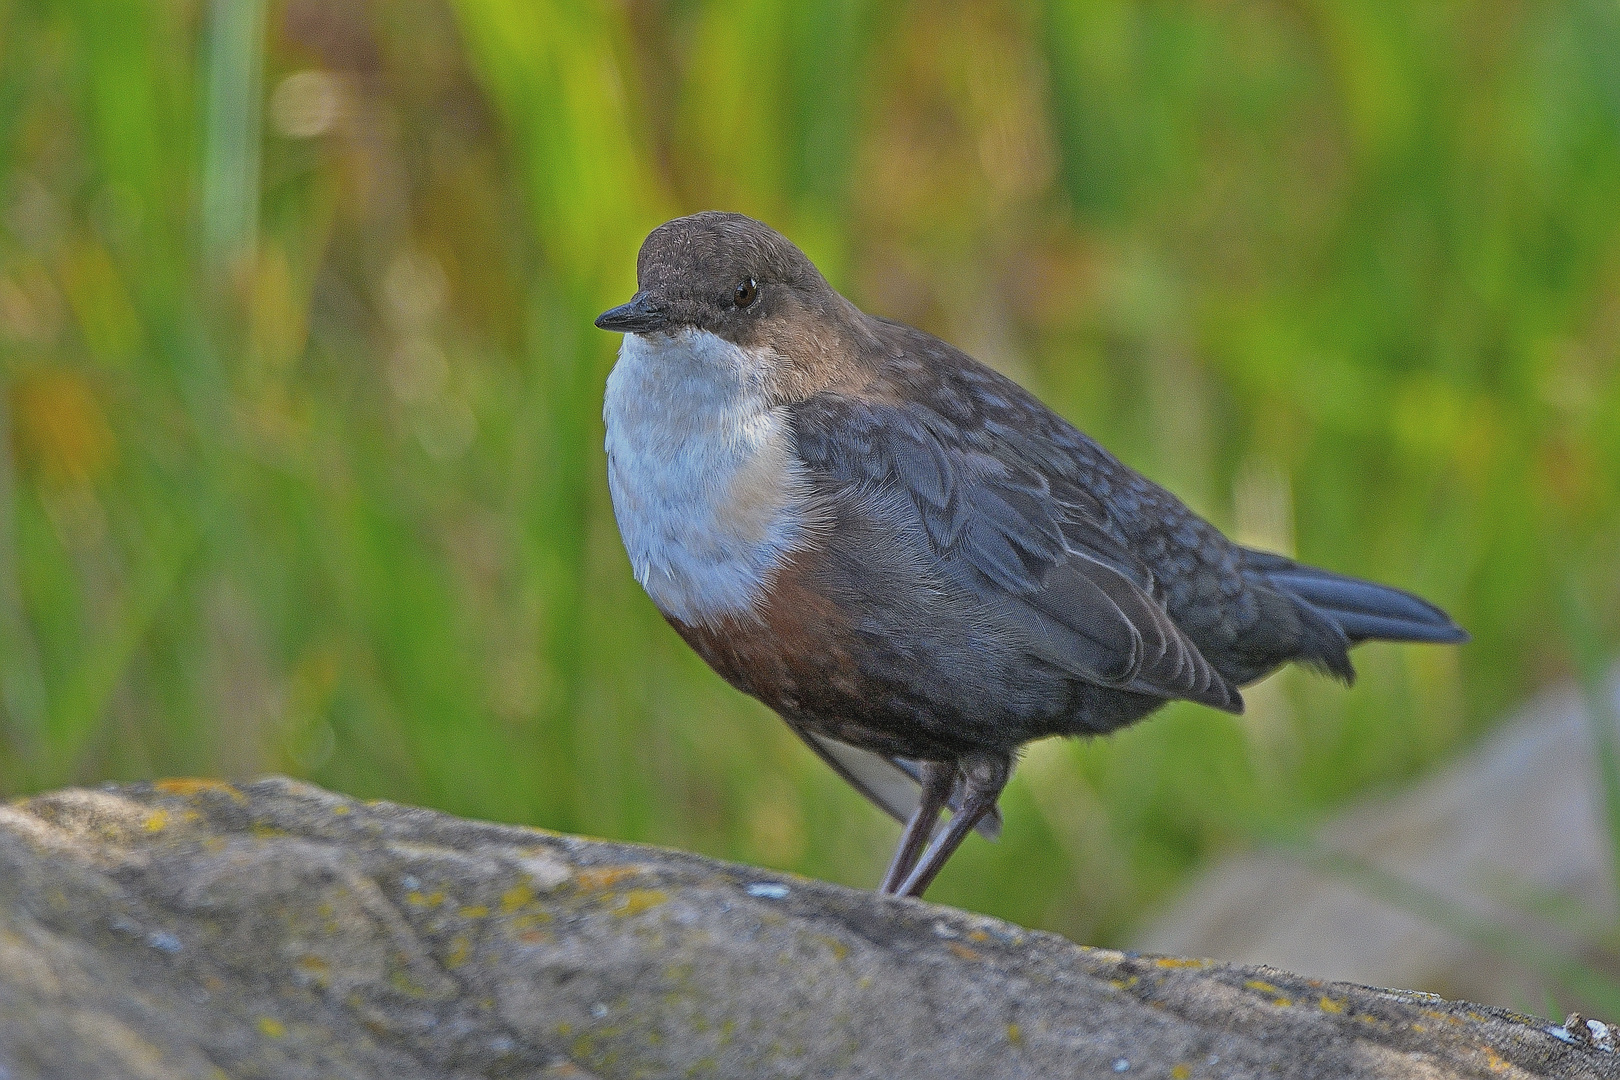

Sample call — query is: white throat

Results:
[603,328,812,625]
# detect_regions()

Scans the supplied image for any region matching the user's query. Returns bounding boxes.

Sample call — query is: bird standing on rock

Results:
[595,211,1468,900]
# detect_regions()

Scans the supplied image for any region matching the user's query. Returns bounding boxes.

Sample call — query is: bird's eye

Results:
[733,277,758,308]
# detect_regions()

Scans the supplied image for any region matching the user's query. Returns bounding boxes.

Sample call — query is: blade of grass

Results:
[201,0,267,269]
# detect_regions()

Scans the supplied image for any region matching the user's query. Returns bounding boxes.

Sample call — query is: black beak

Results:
[594,292,668,333]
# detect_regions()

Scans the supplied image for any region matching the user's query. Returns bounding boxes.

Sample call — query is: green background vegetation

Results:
[2,0,1618,1009]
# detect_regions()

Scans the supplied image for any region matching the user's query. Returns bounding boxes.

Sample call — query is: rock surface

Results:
[0,778,1613,1079]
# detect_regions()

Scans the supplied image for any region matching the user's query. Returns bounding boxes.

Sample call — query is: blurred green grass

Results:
[2,0,1618,992]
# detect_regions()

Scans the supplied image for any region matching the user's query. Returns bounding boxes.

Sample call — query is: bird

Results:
[595,211,1468,900]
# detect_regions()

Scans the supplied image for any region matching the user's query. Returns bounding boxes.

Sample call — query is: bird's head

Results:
[595,212,866,400]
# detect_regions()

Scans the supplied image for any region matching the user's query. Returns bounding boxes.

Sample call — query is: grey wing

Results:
[793,395,1242,713]
[789,724,1002,839]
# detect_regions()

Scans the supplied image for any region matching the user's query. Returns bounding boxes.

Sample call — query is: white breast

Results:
[603,328,813,625]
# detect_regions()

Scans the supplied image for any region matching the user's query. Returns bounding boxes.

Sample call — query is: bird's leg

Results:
[895,750,1011,899]
[878,761,954,895]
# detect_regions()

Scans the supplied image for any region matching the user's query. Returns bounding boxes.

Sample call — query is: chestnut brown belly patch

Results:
[665,553,1082,760]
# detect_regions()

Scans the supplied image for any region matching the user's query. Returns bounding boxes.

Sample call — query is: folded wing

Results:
[792,393,1242,714]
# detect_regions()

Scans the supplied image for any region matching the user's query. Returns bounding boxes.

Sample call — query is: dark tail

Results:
[1244,549,1470,648]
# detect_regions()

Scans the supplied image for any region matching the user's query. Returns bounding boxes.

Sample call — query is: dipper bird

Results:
[596,211,1467,899]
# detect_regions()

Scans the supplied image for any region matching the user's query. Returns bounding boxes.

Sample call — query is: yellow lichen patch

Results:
[500,883,535,913]
[967,929,990,944]
[154,778,246,802]
[1171,1065,1191,1079]
[445,934,471,968]
[1319,996,1345,1014]
[459,904,490,918]
[295,955,330,985]
[1155,957,1210,969]
[575,866,640,891]
[509,911,552,932]
[331,804,351,815]
[141,810,168,832]
[616,889,668,917]
[389,971,431,997]
[406,889,446,908]
[572,1027,625,1064]
[1483,1046,1510,1073]
[809,934,849,961]
[250,823,287,839]
[257,1017,285,1038]
[1245,981,1292,1007]
[1108,975,1140,990]
[946,942,985,963]
[1006,1022,1023,1047]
